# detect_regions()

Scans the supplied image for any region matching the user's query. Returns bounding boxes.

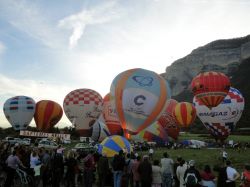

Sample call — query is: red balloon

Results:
[191,71,230,108]
[157,99,180,140]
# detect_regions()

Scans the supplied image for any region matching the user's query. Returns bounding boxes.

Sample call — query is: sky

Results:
[1,0,250,129]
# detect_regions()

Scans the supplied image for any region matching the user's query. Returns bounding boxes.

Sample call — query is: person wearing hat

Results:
[184,160,201,187]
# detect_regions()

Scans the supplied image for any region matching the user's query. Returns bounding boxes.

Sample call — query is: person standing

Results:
[161,152,174,187]
[138,155,152,187]
[4,150,26,187]
[200,165,215,187]
[131,156,141,187]
[225,160,240,187]
[112,150,125,187]
[83,151,95,187]
[240,164,250,187]
[152,160,162,187]
[97,153,109,187]
[149,148,154,161]
[176,159,188,187]
[222,149,228,163]
[184,160,201,187]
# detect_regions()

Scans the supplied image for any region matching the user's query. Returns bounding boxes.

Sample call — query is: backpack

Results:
[185,172,198,186]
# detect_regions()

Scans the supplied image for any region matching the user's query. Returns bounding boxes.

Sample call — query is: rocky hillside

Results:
[162,35,250,96]
[162,35,250,130]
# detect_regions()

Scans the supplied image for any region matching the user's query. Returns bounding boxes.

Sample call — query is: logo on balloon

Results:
[132,76,153,87]
[134,95,146,106]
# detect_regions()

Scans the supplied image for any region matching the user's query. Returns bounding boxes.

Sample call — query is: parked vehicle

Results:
[38,140,58,149]
[73,143,96,153]
[3,137,16,145]
[62,139,71,144]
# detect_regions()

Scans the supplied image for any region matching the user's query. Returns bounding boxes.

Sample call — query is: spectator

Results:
[200,165,215,187]
[221,149,228,163]
[4,150,26,187]
[176,159,188,187]
[149,147,154,161]
[152,159,162,187]
[184,160,201,187]
[112,150,125,187]
[97,153,109,187]
[173,156,183,187]
[65,150,77,187]
[132,156,141,187]
[138,155,152,187]
[225,160,240,187]
[161,152,174,187]
[83,151,95,187]
[240,164,250,187]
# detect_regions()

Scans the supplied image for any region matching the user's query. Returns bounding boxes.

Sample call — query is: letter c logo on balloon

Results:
[134,95,146,106]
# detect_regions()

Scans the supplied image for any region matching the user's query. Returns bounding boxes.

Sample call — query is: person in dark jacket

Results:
[97,153,109,187]
[138,155,152,187]
[112,150,126,187]
[184,160,201,187]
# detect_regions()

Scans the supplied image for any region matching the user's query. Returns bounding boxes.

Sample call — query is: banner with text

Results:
[20,130,70,140]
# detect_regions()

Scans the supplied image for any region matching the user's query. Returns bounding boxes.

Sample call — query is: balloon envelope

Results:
[3,96,36,130]
[157,99,180,140]
[91,116,111,142]
[193,87,244,140]
[98,135,132,157]
[110,68,171,135]
[63,89,103,137]
[132,121,168,144]
[34,100,63,132]
[102,93,123,135]
[191,71,230,108]
[173,102,196,128]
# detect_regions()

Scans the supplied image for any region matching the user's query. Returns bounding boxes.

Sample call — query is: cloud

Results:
[0,0,65,49]
[0,74,74,128]
[58,0,120,49]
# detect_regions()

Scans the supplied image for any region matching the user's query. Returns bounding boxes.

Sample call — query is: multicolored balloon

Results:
[173,102,196,128]
[34,100,63,132]
[193,87,244,140]
[3,96,35,130]
[91,116,111,142]
[102,93,123,135]
[132,122,168,144]
[98,135,132,157]
[191,71,230,108]
[157,99,180,140]
[110,68,171,135]
[63,89,103,137]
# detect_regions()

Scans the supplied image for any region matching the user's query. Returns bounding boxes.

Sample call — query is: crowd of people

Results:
[0,141,250,187]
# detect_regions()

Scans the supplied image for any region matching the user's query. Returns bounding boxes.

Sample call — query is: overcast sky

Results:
[1,0,250,128]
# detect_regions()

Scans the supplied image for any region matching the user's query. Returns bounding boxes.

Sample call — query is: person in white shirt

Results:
[161,152,174,187]
[152,160,162,187]
[226,160,240,187]
[176,159,188,187]
[222,149,228,163]
[149,148,154,161]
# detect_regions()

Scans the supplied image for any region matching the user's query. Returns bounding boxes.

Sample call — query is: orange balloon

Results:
[34,100,63,131]
[173,102,196,128]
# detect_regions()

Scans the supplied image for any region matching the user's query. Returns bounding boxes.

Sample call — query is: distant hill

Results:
[162,35,250,132]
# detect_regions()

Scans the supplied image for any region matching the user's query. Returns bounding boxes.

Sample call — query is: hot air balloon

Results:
[102,93,123,135]
[173,102,196,128]
[191,71,230,108]
[3,96,36,130]
[193,87,244,140]
[63,89,103,137]
[98,135,132,157]
[131,122,168,144]
[157,99,180,140]
[110,68,171,135]
[34,100,63,132]
[91,116,111,142]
